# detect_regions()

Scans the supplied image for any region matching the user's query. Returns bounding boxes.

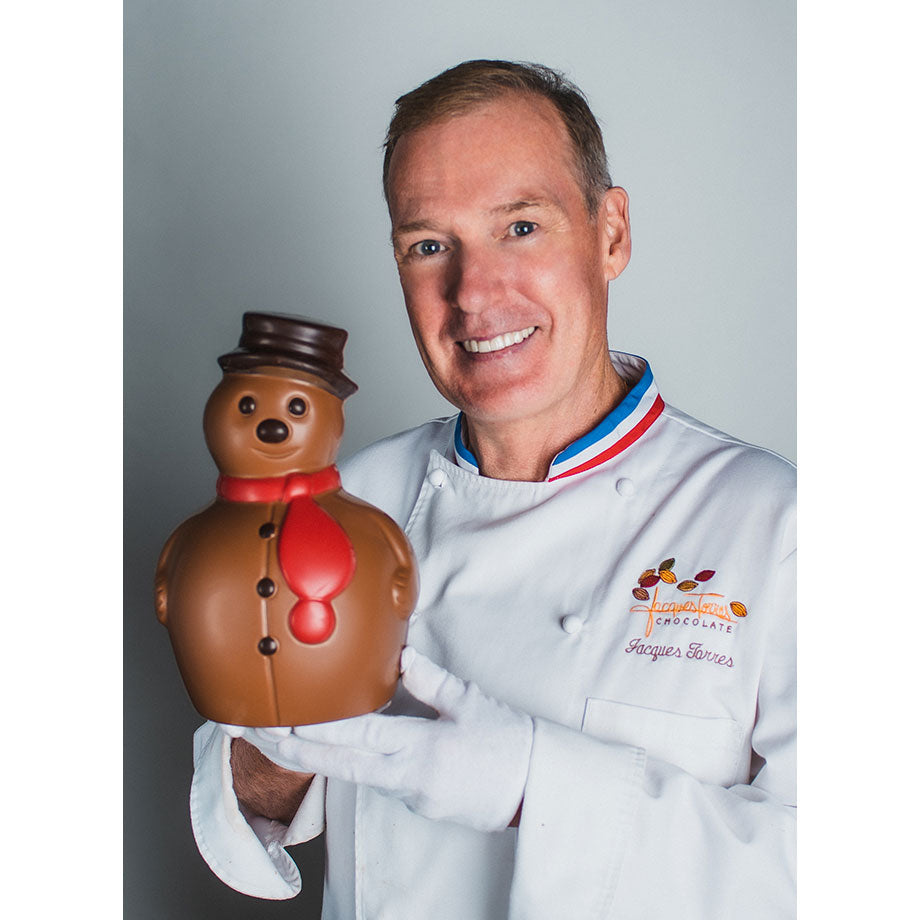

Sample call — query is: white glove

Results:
[227,647,534,833]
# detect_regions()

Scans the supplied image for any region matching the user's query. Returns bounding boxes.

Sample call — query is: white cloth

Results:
[190,353,796,918]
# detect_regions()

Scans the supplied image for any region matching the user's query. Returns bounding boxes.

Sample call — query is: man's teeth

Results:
[462,326,536,354]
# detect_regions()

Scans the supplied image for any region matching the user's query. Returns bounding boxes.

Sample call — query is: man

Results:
[190,60,795,918]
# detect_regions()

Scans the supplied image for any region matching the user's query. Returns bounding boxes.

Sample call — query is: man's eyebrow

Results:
[489,198,559,215]
[391,219,439,240]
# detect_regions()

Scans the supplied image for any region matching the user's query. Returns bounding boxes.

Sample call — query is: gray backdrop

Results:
[124,1,794,916]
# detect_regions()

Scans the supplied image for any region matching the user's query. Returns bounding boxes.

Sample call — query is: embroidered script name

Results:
[624,637,734,669]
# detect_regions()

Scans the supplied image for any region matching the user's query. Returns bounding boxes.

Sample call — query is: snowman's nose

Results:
[256,419,289,443]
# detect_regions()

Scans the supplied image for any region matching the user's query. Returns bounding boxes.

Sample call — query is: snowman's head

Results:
[203,366,345,478]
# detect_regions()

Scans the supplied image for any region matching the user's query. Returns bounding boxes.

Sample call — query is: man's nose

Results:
[446,245,504,314]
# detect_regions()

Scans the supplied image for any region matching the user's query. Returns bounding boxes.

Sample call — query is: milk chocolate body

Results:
[157,488,416,725]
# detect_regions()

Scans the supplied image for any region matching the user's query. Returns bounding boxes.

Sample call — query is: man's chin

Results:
[429,356,559,425]
[453,386,553,429]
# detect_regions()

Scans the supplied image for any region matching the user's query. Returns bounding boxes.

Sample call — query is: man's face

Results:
[387,93,630,430]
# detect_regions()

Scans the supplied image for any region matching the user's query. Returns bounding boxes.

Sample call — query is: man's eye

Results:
[413,240,444,257]
[510,221,537,237]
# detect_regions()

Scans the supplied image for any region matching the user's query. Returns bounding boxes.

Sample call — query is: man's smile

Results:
[460,326,537,354]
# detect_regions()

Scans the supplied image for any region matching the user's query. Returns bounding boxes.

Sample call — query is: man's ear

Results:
[599,187,631,281]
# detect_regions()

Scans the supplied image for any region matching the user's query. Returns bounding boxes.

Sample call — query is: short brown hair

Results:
[382,60,613,214]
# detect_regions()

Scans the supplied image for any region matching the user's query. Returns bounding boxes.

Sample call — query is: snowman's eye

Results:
[238,396,256,415]
[288,397,307,417]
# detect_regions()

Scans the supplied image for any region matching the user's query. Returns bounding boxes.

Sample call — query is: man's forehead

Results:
[386,95,581,225]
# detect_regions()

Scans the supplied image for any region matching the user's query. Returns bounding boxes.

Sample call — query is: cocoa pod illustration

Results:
[659,558,676,572]
[695,569,716,582]
[659,569,677,584]
[632,587,650,601]
[639,569,657,583]
[639,574,660,588]
[677,580,698,592]
[730,601,748,618]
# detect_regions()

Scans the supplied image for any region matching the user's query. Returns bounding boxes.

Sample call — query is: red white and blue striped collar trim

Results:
[452,352,665,481]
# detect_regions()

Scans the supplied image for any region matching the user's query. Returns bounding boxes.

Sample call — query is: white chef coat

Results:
[190,352,796,918]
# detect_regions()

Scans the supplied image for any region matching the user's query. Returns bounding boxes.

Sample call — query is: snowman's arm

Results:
[376,511,416,571]
[154,529,179,624]
[372,511,419,619]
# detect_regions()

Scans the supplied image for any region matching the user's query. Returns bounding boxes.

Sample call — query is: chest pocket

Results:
[582,698,744,787]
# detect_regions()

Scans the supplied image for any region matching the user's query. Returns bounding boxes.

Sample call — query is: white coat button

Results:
[616,477,635,496]
[428,469,447,488]
[561,614,584,635]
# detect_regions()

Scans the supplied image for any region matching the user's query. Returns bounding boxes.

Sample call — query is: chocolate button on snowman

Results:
[155,313,419,727]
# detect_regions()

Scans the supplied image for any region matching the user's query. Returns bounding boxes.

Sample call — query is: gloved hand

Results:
[224,647,534,833]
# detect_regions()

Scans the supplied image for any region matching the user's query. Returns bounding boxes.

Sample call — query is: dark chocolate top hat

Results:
[219,312,358,400]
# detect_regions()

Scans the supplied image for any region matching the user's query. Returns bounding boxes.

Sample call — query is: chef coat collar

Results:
[452,352,664,482]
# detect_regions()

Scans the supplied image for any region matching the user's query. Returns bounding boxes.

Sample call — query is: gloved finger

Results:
[399,645,417,673]
[252,726,294,742]
[217,722,246,738]
[291,712,402,754]
[399,647,468,713]
[276,734,400,788]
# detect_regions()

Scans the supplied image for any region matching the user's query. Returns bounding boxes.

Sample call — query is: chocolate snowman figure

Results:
[155,313,419,726]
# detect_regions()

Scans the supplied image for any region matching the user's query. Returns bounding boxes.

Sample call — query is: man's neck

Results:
[464,363,630,482]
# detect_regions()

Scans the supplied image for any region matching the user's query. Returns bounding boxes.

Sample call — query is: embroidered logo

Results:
[628,557,748,637]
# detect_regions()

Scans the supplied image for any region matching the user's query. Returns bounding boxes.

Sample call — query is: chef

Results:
[189,60,795,918]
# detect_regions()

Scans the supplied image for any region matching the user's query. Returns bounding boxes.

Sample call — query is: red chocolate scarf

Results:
[217,467,355,644]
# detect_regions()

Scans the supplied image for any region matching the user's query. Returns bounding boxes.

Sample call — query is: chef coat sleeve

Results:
[188,721,326,899]
[508,548,796,919]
